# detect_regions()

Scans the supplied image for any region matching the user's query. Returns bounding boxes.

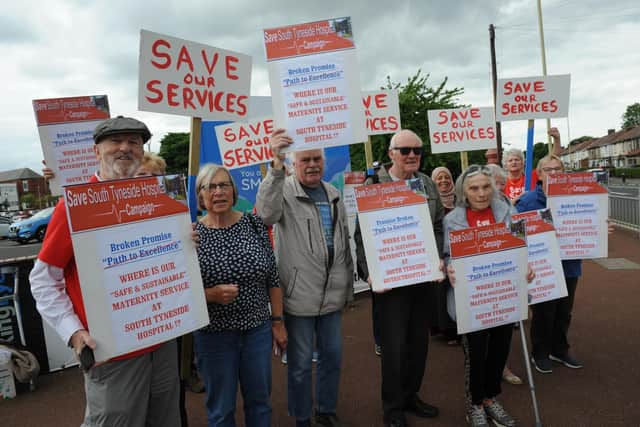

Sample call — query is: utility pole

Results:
[536,0,553,151]
[489,24,503,164]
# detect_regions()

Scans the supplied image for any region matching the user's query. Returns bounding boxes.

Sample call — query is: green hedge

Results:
[611,168,640,178]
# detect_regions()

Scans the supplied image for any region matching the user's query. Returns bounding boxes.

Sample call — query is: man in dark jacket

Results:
[354,129,444,427]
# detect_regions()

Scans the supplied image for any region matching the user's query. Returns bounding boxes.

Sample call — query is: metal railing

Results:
[609,192,640,231]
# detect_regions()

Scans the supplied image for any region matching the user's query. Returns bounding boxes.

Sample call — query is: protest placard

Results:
[427,107,496,154]
[546,172,608,259]
[342,172,368,293]
[496,74,570,121]
[449,222,528,334]
[362,90,400,135]
[64,175,208,361]
[512,209,568,305]
[33,95,110,195]
[214,117,274,169]
[139,29,252,120]
[264,17,367,152]
[355,179,443,292]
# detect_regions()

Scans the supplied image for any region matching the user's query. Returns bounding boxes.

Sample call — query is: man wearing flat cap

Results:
[30,116,182,427]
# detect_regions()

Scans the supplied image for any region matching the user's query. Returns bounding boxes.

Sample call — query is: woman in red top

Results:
[502,127,563,203]
[502,148,526,202]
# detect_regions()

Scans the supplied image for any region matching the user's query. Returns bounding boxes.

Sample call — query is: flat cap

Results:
[93,116,151,143]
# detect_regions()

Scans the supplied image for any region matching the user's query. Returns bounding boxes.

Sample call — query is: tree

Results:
[158,132,190,175]
[349,70,484,177]
[20,194,35,209]
[621,102,640,129]
[532,142,551,167]
[569,136,594,146]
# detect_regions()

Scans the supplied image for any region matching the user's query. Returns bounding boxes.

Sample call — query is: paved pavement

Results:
[2,229,640,426]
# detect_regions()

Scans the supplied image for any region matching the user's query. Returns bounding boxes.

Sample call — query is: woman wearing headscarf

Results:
[431,166,458,344]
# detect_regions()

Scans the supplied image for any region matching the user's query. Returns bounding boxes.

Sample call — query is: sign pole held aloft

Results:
[525,119,535,192]
[536,0,553,150]
[460,151,469,170]
[188,117,202,222]
[364,137,374,170]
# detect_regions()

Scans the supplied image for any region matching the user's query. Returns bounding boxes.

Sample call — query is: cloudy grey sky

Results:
[2,0,639,173]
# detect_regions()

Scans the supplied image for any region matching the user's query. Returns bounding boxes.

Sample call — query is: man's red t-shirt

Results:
[38,176,158,360]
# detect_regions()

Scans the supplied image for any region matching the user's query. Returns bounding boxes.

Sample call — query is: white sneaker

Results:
[466,405,490,427]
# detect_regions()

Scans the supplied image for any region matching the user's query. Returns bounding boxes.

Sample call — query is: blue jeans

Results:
[285,310,342,421]
[194,321,272,427]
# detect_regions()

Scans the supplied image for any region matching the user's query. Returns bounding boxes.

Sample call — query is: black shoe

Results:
[404,397,439,418]
[315,413,345,427]
[384,413,408,427]
[531,356,553,374]
[549,353,583,369]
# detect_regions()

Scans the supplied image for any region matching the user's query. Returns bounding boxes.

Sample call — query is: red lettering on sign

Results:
[151,39,172,69]
[503,81,546,95]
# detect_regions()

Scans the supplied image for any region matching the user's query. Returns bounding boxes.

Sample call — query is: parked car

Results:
[10,211,32,223]
[0,216,10,239]
[8,206,55,244]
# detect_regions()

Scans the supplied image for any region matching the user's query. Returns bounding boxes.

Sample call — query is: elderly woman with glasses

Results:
[193,163,287,427]
[443,164,534,427]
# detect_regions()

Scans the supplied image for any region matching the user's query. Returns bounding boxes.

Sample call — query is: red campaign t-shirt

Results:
[503,172,539,201]
[38,175,159,361]
[466,207,496,227]
[503,175,525,201]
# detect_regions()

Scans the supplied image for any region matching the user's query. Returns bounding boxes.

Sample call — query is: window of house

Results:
[22,180,29,192]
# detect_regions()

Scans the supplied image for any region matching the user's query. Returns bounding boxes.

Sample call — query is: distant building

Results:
[559,126,640,169]
[0,168,50,210]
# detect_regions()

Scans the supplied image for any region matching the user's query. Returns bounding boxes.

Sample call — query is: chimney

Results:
[608,129,615,135]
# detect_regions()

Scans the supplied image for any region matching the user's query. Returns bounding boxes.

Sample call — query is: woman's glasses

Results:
[202,182,233,192]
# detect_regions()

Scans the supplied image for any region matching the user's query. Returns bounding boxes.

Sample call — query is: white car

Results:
[0,216,10,239]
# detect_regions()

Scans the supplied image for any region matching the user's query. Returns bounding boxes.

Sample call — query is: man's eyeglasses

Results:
[202,182,233,192]
[541,167,563,173]
[392,146,423,156]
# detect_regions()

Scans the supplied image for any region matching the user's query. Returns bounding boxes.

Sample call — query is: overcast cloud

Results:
[2,0,639,173]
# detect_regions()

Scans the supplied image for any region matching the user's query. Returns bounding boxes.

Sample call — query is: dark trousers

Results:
[530,276,579,358]
[371,292,381,346]
[377,283,431,418]
[462,324,513,406]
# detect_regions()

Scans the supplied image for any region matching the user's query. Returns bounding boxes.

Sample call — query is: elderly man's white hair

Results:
[389,129,423,150]
[286,148,326,164]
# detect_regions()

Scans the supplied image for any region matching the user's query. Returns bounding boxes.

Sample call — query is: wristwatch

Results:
[271,316,284,322]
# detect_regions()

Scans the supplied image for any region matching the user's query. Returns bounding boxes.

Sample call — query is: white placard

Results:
[355,179,443,292]
[139,29,252,120]
[496,74,571,121]
[362,90,401,135]
[64,176,209,361]
[428,107,496,154]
